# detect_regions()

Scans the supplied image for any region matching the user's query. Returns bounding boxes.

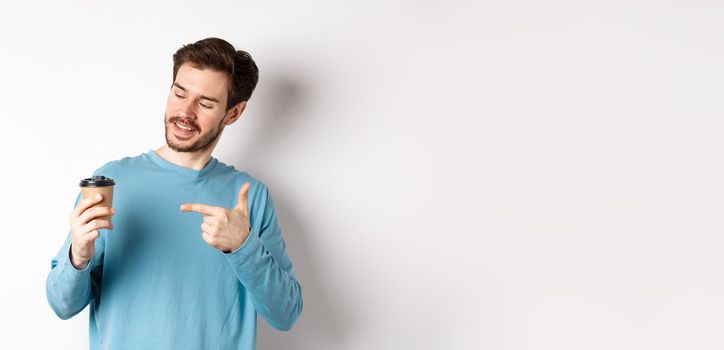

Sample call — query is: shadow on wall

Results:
[230,71,347,349]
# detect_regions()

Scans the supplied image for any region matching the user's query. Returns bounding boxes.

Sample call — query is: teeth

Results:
[175,122,195,131]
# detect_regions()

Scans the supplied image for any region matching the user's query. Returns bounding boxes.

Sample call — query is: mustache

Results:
[168,117,199,130]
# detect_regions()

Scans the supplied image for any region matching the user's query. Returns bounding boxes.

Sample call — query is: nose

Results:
[178,97,197,119]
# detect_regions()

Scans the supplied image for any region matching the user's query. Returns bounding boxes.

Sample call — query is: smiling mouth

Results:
[171,120,198,138]
[174,122,196,131]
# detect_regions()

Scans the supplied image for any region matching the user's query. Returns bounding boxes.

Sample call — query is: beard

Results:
[164,113,226,153]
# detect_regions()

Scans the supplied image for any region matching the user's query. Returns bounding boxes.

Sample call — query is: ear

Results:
[224,101,247,126]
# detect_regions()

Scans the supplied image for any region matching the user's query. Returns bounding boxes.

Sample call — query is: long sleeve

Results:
[223,184,303,331]
[45,193,105,320]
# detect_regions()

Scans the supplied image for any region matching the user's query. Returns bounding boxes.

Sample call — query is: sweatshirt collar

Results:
[145,149,219,178]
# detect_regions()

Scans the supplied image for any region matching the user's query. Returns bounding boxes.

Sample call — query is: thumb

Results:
[236,182,251,212]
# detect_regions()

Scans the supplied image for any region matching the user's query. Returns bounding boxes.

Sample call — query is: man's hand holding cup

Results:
[70,176,116,269]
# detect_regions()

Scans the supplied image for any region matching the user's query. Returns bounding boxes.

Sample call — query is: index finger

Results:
[73,194,104,218]
[180,203,223,216]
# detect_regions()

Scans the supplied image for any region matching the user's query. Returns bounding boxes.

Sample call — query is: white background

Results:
[1,1,722,349]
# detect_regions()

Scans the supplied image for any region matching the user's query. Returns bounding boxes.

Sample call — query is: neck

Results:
[155,144,214,170]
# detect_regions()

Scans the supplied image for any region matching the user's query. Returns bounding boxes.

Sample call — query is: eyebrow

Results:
[172,83,221,103]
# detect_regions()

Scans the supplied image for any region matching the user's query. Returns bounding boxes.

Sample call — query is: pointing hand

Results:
[180,182,251,253]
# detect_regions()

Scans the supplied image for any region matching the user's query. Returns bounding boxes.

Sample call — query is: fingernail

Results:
[95,194,102,200]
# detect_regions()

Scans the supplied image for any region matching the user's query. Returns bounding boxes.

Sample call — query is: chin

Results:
[165,134,194,152]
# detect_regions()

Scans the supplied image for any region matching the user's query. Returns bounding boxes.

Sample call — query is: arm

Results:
[45,193,110,319]
[223,184,303,331]
[45,233,104,319]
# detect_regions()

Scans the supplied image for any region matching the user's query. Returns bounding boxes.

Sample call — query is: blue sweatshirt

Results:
[46,150,303,349]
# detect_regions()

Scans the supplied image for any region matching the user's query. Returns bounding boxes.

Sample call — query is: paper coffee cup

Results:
[79,176,115,223]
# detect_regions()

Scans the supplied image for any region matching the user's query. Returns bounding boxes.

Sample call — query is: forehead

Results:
[174,63,230,101]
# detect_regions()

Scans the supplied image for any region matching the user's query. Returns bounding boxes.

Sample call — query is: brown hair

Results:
[172,37,259,111]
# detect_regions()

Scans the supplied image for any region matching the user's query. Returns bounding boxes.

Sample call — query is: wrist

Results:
[71,259,89,270]
[69,246,89,270]
[225,227,252,254]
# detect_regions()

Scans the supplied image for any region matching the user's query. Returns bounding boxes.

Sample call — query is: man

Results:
[46,37,303,349]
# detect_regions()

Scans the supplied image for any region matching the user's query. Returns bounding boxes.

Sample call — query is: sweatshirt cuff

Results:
[223,229,263,272]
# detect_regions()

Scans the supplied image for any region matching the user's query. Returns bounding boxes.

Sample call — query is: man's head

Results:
[164,37,259,153]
